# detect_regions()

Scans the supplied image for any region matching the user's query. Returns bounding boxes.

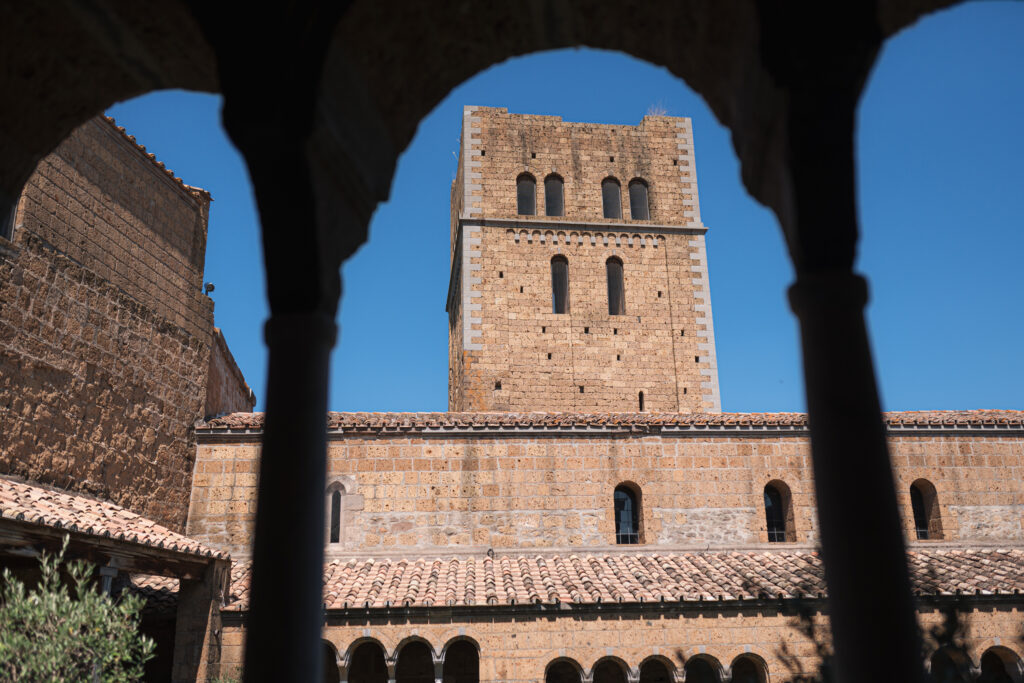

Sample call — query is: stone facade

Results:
[191,416,1024,558]
[0,116,238,530]
[205,327,256,420]
[448,108,719,414]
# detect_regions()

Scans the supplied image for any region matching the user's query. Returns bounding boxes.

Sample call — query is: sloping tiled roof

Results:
[219,548,1024,611]
[200,410,1024,434]
[0,476,229,560]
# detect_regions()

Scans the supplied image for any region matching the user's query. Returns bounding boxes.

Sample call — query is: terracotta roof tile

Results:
[0,476,229,560]
[218,549,1024,611]
[200,410,1024,433]
[100,116,210,201]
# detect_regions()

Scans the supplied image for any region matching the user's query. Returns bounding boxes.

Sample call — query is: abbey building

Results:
[0,109,1021,683]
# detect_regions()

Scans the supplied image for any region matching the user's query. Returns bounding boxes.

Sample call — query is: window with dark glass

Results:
[551,256,569,314]
[545,174,564,216]
[602,178,621,219]
[764,484,786,542]
[614,485,639,544]
[517,174,536,215]
[606,257,625,315]
[329,489,342,543]
[629,179,650,219]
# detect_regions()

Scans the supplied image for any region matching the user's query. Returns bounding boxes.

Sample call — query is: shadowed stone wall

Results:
[0,117,215,530]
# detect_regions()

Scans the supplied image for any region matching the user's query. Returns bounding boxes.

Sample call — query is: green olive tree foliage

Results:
[0,538,155,682]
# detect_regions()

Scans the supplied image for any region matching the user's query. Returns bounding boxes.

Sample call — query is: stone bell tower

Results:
[446,106,720,413]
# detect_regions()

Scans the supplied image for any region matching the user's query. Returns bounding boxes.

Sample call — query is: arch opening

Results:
[551,255,569,314]
[348,641,388,683]
[517,173,537,215]
[602,177,622,219]
[546,659,583,683]
[764,480,795,543]
[545,174,564,216]
[396,641,435,683]
[614,483,641,544]
[606,256,625,315]
[684,656,722,683]
[910,478,942,540]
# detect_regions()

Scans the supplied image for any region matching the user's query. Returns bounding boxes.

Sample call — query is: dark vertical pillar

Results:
[789,273,923,682]
[172,559,229,683]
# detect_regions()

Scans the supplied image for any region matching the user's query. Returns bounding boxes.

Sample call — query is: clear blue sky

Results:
[106,3,1023,414]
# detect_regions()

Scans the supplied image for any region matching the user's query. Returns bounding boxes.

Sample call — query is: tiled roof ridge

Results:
[217,547,1024,612]
[0,475,229,561]
[200,409,1024,432]
[100,116,211,201]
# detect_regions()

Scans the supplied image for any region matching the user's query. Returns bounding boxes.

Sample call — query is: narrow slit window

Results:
[629,179,650,220]
[551,256,569,314]
[638,391,645,411]
[545,174,564,217]
[517,173,536,216]
[329,489,342,544]
[614,485,640,544]
[602,178,622,219]
[606,257,625,315]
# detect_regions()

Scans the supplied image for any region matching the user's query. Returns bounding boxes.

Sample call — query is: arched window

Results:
[764,481,794,542]
[910,478,942,540]
[730,656,768,683]
[684,657,722,683]
[629,179,650,219]
[614,484,640,544]
[602,178,621,219]
[517,173,536,215]
[546,660,582,683]
[638,658,673,683]
[592,659,628,683]
[979,647,1023,683]
[606,257,625,315]
[544,174,564,216]
[396,641,435,683]
[348,641,388,683]
[442,640,480,683]
[327,483,346,545]
[550,255,569,314]
[323,641,341,683]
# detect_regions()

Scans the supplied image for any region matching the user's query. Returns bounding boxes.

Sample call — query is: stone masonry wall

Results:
[204,328,255,420]
[188,427,1024,557]
[449,108,720,413]
[0,117,214,530]
[216,604,1024,683]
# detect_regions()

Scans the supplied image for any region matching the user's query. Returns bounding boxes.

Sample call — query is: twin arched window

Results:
[517,174,649,219]
[547,256,625,315]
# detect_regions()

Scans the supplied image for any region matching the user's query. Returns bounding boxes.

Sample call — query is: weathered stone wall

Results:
[216,603,1024,683]
[188,424,1024,556]
[204,328,255,420]
[449,108,719,413]
[0,117,214,530]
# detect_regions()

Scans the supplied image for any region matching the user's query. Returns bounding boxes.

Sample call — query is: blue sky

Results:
[106,3,1023,414]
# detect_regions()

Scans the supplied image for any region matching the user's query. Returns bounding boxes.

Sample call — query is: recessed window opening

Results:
[614,484,641,544]
[629,179,650,220]
[550,255,569,314]
[638,391,644,411]
[494,381,502,390]
[672,159,677,166]
[680,330,685,336]
[329,489,342,544]
[613,328,618,335]
[602,178,622,219]
[579,385,584,393]
[616,354,621,361]
[584,327,589,334]
[606,257,625,315]
[910,479,942,540]
[547,353,552,359]
[609,156,614,162]
[542,326,546,333]
[517,173,536,215]
[683,387,687,394]
[544,174,564,216]
[658,291,662,298]
[481,149,485,156]
[520,286,524,293]
[499,271,503,278]
[531,152,536,158]
[764,481,794,543]
[695,355,700,362]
